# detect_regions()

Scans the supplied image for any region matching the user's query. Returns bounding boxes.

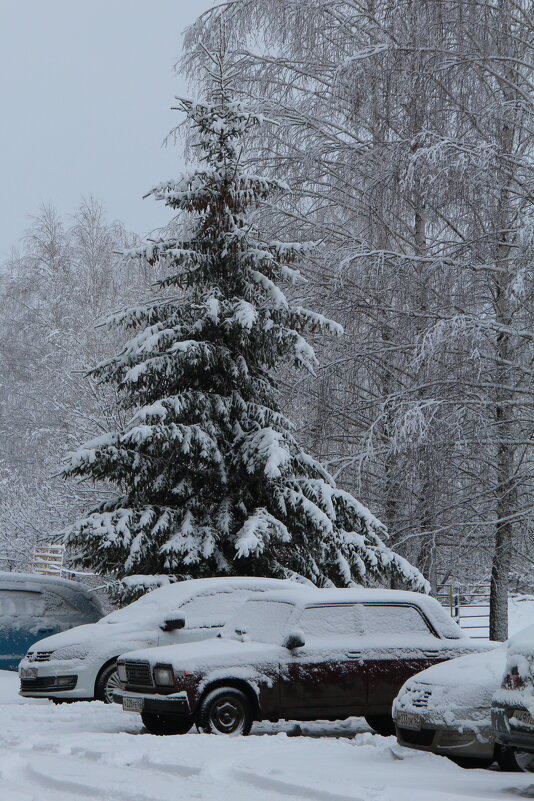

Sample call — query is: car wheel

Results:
[198,687,252,735]
[141,711,193,735]
[496,745,534,772]
[95,661,122,704]
[449,756,493,770]
[365,714,396,736]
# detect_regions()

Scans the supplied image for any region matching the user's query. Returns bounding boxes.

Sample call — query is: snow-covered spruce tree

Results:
[62,59,427,591]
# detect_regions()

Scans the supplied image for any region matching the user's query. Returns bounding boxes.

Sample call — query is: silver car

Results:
[392,645,525,770]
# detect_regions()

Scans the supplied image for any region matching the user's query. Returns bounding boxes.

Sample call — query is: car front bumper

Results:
[18,660,98,700]
[20,674,78,693]
[492,706,534,753]
[395,722,494,760]
[114,689,191,717]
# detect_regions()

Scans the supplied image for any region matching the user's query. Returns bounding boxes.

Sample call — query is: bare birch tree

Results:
[185,0,534,637]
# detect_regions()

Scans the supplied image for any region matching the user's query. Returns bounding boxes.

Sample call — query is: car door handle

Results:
[424,651,439,658]
[346,651,363,660]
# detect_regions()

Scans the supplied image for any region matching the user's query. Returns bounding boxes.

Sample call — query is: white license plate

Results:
[513,709,534,726]
[123,696,144,713]
[397,712,422,730]
[20,668,38,679]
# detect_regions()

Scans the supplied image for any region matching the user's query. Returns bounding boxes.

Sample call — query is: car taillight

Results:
[503,666,523,690]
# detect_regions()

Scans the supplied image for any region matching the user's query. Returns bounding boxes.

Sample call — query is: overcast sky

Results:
[0,0,214,257]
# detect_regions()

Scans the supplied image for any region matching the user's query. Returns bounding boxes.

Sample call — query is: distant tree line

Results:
[0,200,143,571]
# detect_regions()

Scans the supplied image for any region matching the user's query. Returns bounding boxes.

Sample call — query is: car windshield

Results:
[99,592,171,624]
[222,599,294,643]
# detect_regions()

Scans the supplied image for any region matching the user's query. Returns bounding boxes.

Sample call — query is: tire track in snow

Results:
[68,745,201,777]
[22,753,204,801]
[19,747,312,801]
[231,767,370,801]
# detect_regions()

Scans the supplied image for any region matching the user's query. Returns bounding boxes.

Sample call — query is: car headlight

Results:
[117,662,127,683]
[153,665,175,687]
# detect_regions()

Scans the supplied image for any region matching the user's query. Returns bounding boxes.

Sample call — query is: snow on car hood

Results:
[404,644,503,690]
[24,620,159,660]
[120,636,277,674]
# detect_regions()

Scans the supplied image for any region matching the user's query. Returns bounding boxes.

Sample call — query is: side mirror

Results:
[283,630,305,650]
[160,614,185,632]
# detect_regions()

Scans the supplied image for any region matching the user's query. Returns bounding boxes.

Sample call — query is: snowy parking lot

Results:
[2,671,534,801]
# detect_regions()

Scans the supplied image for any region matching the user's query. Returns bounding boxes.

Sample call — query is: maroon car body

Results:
[115,588,485,735]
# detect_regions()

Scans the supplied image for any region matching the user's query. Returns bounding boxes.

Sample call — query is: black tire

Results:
[365,714,396,736]
[94,661,121,704]
[449,756,492,770]
[496,745,534,772]
[198,687,252,735]
[141,711,193,735]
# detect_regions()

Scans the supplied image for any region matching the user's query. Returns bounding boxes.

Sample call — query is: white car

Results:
[18,576,300,703]
[393,645,528,770]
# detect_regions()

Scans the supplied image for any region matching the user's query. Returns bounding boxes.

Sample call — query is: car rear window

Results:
[299,604,357,638]
[361,604,434,635]
[179,590,259,629]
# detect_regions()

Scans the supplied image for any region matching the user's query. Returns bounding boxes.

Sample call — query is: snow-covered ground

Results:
[2,597,533,801]
[1,670,533,801]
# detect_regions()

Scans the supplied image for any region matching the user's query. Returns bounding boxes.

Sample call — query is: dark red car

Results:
[115,588,484,736]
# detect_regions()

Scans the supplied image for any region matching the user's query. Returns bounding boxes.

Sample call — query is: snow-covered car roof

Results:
[239,587,467,639]
[252,587,437,605]
[505,622,534,656]
[121,576,298,597]
[0,571,96,599]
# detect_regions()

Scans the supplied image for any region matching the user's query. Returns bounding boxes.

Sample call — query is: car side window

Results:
[42,591,78,617]
[361,604,435,636]
[179,590,257,629]
[298,604,357,638]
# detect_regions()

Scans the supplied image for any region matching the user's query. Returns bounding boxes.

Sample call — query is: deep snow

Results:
[1,670,534,801]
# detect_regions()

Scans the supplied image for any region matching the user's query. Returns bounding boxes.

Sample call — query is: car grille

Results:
[20,676,77,691]
[411,689,432,708]
[398,727,435,746]
[125,660,153,687]
[28,651,54,663]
